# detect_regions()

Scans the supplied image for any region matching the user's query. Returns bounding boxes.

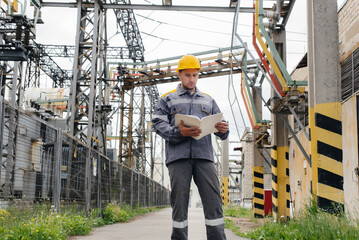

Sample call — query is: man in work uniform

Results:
[152,55,229,240]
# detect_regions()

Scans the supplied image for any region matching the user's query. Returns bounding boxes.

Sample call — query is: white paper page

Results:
[193,113,223,140]
[175,114,201,127]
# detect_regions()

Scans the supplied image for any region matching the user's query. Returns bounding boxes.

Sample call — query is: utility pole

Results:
[252,88,265,218]
[307,0,344,212]
[271,29,291,221]
[221,138,229,205]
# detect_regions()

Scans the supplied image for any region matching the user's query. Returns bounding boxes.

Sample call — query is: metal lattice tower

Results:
[64,0,107,210]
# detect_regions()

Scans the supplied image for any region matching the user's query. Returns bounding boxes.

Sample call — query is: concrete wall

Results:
[289,65,310,213]
[240,131,254,208]
[287,0,359,217]
[342,95,359,218]
[338,0,359,61]
[339,0,359,217]
[288,130,312,213]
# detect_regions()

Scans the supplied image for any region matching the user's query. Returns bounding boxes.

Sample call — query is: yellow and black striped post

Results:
[253,166,264,217]
[311,104,344,212]
[221,177,230,206]
[307,0,344,213]
[271,146,278,218]
[221,138,230,206]
[271,145,290,221]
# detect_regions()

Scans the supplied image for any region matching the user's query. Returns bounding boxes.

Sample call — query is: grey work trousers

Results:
[168,158,227,240]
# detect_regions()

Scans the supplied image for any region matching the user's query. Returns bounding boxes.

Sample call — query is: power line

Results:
[145,39,165,55]
[142,22,162,40]
[137,0,308,36]
[138,10,155,25]
[180,12,306,35]
[141,31,220,48]
[136,13,231,36]
[136,14,306,43]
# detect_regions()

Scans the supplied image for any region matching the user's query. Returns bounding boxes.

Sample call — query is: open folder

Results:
[175,113,223,140]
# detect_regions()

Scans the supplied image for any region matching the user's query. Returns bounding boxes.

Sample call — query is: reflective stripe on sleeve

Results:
[205,217,224,226]
[152,114,169,122]
[173,219,188,229]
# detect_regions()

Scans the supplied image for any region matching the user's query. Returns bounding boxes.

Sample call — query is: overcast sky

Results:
[34,0,346,142]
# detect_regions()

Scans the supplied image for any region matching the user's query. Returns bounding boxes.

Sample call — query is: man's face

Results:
[178,69,199,93]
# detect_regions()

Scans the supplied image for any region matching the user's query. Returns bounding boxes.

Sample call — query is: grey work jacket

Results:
[152,84,229,166]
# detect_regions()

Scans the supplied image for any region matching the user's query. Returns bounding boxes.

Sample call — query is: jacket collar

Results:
[177,84,204,97]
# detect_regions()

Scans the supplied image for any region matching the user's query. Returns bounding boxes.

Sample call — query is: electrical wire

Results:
[137,10,155,25]
[141,31,220,48]
[142,22,162,40]
[136,14,306,44]
[180,13,307,36]
[136,13,232,36]
[145,39,165,55]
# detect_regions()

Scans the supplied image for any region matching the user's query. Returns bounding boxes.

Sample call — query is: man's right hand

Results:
[179,120,202,137]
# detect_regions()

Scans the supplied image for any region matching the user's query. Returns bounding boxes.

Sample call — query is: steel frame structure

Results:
[0,0,299,210]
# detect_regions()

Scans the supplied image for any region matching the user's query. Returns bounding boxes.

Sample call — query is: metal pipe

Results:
[234,33,282,98]
[255,0,287,88]
[241,72,255,128]
[288,106,309,140]
[242,51,260,124]
[279,113,311,164]
[258,0,306,86]
[40,2,271,12]
[252,9,284,96]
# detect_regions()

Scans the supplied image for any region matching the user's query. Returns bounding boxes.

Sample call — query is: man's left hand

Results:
[215,121,228,134]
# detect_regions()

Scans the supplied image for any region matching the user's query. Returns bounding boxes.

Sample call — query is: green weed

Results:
[0,202,159,240]
[243,200,359,240]
[223,205,252,218]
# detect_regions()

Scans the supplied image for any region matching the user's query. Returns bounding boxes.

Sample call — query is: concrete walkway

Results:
[69,207,248,240]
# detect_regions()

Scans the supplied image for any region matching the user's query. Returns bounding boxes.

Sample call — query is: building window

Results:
[341,47,359,101]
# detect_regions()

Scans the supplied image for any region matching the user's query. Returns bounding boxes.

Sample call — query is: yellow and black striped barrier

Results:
[314,103,344,213]
[221,177,229,206]
[253,166,264,218]
[271,146,278,219]
[285,151,291,218]
[271,145,290,221]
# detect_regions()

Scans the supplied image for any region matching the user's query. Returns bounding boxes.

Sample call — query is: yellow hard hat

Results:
[176,55,202,72]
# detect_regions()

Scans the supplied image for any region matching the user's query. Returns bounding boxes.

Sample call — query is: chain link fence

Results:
[0,100,170,211]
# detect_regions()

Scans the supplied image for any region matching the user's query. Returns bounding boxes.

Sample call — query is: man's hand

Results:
[215,121,229,134]
[179,120,202,137]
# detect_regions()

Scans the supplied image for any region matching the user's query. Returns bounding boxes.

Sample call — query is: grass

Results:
[223,205,261,238]
[224,200,359,240]
[223,205,253,218]
[0,202,159,240]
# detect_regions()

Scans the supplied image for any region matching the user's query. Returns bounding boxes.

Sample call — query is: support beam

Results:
[271,29,290,222]
[40,2,270,13]
[221,138,230,205]
[307,0,344,213]
[253,88,265,218]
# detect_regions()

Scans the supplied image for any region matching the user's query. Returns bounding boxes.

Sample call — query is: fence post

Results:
[144,176,146,207]
[53,129,62,213]
[0,96,4,183]
[97,152,102,210]
[138,173,140,207]
[85,147,92,212]
[109,157,112,203]
[120,164,123,204]
[130,170,134,207]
